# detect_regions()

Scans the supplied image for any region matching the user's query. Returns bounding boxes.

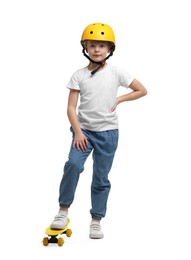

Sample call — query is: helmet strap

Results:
[82,46,115,76]
[91,61,105,76]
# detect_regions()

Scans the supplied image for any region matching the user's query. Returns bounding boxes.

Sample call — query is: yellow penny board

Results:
[42,219,72,246]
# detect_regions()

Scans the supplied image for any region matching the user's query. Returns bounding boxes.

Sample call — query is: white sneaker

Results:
[89,223,104,239]
[50,214,68,230]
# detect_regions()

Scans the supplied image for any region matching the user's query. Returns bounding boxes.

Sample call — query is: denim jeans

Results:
[59,128,119,220]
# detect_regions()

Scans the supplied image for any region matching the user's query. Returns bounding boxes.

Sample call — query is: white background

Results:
[0,0,191,259]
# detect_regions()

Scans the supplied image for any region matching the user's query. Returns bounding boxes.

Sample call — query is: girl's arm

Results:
[111,79,147,111]
[67,89,88,151]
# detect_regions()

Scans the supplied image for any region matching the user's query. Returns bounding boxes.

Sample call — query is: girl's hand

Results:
[111,98,119,112]
[73,132,88,152]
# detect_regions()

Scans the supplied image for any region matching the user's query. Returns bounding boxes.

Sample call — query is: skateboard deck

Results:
[42,218,72,246]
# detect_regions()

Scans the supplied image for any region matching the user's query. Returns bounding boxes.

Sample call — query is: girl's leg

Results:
[51,129,93,229]
[59,133,93,208]
[90,130,119,220]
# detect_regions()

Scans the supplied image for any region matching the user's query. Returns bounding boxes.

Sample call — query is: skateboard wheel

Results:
[66,229,72,237]
[42,237,49,246]
[58,237,64,246]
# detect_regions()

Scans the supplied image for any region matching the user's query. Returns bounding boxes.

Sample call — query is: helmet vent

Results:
[101,32,104,35]
[90,31,93,34]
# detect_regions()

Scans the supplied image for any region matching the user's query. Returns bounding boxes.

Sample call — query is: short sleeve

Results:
[117,67,134,88]
[66,70,80,90]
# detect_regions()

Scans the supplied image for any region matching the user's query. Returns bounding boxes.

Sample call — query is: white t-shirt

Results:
[66,63,134,131]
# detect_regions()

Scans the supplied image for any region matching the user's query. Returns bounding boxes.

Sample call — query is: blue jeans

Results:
[59,128,119,220]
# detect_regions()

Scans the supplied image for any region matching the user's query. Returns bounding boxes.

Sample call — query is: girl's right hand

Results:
[73,132,88,152]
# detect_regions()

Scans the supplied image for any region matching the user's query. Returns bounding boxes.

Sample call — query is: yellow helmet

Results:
[81,23,115,45]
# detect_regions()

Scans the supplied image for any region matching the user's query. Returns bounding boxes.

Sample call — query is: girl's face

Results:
[85,41,110,62]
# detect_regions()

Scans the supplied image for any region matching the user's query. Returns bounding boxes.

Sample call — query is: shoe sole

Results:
[89,234,104,239]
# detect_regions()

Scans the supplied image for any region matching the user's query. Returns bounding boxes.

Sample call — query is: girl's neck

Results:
[88,62,107,71]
